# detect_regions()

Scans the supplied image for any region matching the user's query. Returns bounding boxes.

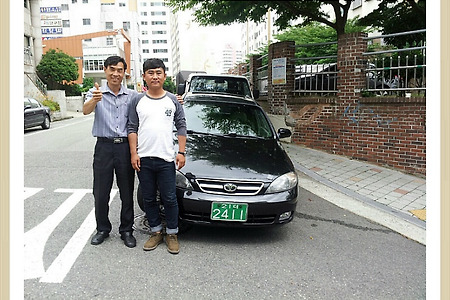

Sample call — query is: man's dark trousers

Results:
[92,139,135,233]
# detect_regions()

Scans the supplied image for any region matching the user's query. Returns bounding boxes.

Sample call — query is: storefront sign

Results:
[41,19,62,27]
[41,27,63,34]
[40,7,61,13]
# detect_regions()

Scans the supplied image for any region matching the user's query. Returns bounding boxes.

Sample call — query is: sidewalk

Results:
[269,114,426,245]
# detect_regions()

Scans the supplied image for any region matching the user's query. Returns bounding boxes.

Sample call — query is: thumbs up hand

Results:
[92,82,102,102]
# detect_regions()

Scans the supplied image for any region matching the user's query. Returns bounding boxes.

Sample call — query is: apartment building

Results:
[37,0,173,87]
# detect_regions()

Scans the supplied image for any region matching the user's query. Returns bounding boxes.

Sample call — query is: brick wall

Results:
[260,34,426,176]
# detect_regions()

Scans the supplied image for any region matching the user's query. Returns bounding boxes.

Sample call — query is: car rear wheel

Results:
[136,183,191,234]
[41,115,50,129]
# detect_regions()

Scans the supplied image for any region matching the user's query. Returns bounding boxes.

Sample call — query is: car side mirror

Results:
[177,83,186,95]
[253,89,260,99]
[277,128,292,139]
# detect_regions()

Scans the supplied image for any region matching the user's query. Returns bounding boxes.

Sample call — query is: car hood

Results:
[181,134,295,182]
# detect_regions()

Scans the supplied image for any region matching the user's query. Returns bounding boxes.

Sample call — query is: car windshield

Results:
[188,76,252,98]
[183,101,274,139]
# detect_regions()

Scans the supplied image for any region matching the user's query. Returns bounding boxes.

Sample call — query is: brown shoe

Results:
[165,234,180,254]
[143,232,163,251]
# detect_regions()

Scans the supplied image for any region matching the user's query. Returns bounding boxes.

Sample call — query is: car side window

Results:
[29,99,40,108]
[24,98,31,108]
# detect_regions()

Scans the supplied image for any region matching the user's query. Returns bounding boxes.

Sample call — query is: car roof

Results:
[184,94,261,106]
[187,73,249,80]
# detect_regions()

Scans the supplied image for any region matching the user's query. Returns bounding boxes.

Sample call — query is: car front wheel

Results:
[41,115,50,129]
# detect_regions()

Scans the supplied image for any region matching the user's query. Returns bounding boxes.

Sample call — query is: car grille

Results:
[195,179,264,195]
[181,211,277,225]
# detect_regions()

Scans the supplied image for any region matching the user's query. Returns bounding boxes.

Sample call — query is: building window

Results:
[142,30,148,35]
[84,59,104,71]
[24,0,28,9]
[61,4,69,10]
[143,49,149,53]
[152,40,167,44]
[72,0,77,3]
[83,0,88,3]
[141,21,148,25]
[141,11,147,16]
[150,2,164,6]
[123,21,130,30]
[151,11,166,16]
[153,49,168,53]
[151,21,166,25]
[142,40,149,44]
[140,2,147,6]
[62,20,70,27]
[105,22,113,30]
[119,2,126,7]
[106,37,113,46]
[83,18,91,25]
[352,0,362,8]
[152,30,166,34]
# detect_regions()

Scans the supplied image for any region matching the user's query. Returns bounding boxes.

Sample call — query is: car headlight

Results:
[176,170,193,190]
[265,172,298,194]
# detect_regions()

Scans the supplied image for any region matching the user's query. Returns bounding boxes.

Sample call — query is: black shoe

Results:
[121,231,136,248]
[91,231,109,245]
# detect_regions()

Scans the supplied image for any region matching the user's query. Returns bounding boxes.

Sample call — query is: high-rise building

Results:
[37,0,174,87]
[137,0,172,74]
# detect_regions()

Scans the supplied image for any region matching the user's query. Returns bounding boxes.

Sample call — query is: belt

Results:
[97,137,128,144]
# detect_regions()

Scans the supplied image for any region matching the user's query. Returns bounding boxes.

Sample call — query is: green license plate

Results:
[210,202,248,222]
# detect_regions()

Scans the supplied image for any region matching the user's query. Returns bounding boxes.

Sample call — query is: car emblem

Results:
[223,183,237,193]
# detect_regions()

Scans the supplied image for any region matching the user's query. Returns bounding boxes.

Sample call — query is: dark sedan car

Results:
[137,94,298,228]
[24,97,51,130]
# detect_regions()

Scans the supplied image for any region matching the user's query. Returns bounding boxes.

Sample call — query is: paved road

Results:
[21,115,426,300]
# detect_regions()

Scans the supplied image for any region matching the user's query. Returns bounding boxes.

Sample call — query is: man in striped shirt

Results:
[83,55,138,248]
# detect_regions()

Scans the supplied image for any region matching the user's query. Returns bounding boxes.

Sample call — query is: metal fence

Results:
[363,29,426,96]
[292,41,338,95]
[244,29,426,97]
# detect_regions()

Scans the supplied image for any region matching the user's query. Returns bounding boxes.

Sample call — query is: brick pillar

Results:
[249,55,261,94]
[337,32,368,112]
[267,41,295,115]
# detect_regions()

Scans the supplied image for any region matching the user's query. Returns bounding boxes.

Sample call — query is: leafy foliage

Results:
[42,99,60,112]
[167,0,354,35]
[245,18,370,64]
[357,0,426,48]
[36,49,79,90]
[164,76,177,93]
[81,77,94,92]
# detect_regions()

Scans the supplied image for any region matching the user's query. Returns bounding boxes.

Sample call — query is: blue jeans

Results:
[137,157,178,235]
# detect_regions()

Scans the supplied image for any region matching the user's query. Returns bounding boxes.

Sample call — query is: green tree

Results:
[244,17,369,65]
[81,77,94,92]
[163,76,176,93]
[357,0,426,48]
[167,0,355,36]
[36,49,79,90]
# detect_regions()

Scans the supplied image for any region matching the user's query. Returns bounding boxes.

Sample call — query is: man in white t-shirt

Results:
[127,58,186,254]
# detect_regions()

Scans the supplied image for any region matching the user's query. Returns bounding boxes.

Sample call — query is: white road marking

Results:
[24,187,43,200]
[40,189,118,283]
[24,189,91,280]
